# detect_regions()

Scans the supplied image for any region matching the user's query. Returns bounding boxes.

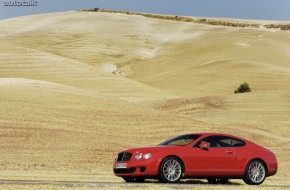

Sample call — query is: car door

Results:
[189,135,238,177]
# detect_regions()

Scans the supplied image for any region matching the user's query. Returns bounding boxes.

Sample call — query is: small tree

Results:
[235,82,251,94]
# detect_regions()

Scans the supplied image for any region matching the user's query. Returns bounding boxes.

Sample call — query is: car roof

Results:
[185,132,248,141]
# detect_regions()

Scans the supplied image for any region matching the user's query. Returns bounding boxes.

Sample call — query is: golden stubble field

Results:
[0,11,290,189]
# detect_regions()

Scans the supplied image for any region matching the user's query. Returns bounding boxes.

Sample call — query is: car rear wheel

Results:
[243,159,266,185]
[158,157,183,183]
[207,178,228,184]
[123,177,145,183]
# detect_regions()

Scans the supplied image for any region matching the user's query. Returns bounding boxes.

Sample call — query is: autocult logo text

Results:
[3,0,38,6]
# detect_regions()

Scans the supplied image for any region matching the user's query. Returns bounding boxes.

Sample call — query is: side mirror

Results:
[199,141,210,150]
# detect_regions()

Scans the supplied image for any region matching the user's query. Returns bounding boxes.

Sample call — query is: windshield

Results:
[158,134,202,146]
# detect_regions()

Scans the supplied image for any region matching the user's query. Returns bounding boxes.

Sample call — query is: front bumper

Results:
[113,158,160,177]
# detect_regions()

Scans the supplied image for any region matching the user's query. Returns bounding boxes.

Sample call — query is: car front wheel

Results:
[243,159,266,185]
[158,157,183,183]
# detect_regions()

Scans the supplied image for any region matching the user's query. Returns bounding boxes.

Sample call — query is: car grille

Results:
[114,167,137,174]
[117,152,132,162]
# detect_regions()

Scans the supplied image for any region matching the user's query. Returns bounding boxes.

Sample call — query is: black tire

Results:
[207,178,228,184]
[123,177,145,183]
[243,159,266,185]
[158,157,184,183]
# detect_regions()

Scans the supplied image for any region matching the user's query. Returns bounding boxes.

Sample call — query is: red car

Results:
[113,133,277,185]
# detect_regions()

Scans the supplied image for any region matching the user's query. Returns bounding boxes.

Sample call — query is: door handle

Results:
[226,151,233,154]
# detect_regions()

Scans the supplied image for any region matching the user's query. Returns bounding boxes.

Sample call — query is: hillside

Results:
[0,11,290,186]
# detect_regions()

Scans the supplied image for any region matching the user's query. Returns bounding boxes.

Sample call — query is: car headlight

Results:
[135,153,143,160]
[143,153,151,159]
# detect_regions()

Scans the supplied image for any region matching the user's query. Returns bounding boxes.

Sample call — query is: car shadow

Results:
[143,179,242,185]
[181,179,242,185]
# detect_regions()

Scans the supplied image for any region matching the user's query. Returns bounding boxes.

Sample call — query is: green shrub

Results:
[235,82,251,94]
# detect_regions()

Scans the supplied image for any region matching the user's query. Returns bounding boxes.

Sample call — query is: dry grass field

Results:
[0,11,290,189]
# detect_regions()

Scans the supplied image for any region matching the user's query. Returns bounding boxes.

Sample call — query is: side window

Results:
[194,136,230,148]
[194,135,245,148]
[218,138,232,147]
[231,138,246,147]
[194,136,214,147]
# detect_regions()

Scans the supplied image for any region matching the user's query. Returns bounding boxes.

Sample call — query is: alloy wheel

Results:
[161,157,182,182]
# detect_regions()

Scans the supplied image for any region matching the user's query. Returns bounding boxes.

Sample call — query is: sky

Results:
[1,0,290,21]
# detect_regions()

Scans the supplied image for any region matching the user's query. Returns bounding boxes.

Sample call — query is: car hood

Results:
[121,145,182,155]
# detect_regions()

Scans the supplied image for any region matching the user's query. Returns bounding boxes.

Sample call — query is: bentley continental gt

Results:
[113,133,277,185]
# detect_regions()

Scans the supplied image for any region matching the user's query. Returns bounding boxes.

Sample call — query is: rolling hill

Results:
[0,11,289,185]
